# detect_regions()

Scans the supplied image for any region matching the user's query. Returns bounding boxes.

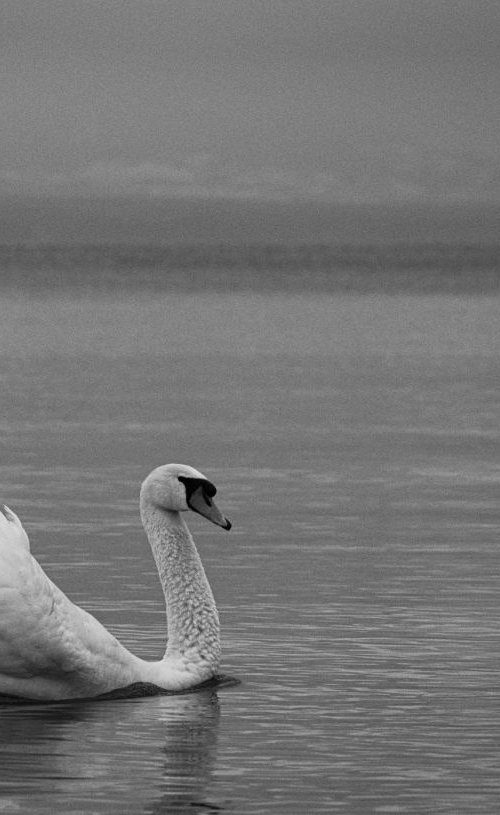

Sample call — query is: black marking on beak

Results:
[179,476,231,530]
[179,476,217,501]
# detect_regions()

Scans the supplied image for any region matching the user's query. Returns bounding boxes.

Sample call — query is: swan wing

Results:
[0,505,30,551]
[0,507,140,700]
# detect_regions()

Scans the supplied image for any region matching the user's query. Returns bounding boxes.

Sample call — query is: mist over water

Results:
[0,243,499,813]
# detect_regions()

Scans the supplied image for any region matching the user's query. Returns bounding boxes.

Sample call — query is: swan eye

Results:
[203,482,217,499]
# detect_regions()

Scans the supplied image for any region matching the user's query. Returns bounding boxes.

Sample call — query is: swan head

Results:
[141,463,232,530]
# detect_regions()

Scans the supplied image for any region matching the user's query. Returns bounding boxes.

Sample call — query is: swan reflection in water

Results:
[0,688,223,813]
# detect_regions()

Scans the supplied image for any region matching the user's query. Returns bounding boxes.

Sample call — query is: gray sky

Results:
[1,0,499,204]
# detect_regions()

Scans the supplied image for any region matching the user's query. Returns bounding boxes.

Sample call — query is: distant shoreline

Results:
[0,242,499,295]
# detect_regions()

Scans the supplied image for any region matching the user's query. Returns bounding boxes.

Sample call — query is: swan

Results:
[0,463,231,702]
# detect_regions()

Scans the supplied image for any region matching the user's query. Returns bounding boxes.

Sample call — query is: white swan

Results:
[0,463,231,702]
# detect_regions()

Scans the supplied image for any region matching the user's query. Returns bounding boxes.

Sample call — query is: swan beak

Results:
[187,487,232,530]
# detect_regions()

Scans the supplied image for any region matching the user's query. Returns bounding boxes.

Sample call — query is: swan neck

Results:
[139,498,220,673]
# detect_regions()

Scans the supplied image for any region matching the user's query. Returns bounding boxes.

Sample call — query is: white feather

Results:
[0,505,30,551]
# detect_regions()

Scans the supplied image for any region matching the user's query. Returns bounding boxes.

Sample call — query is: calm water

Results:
[0,249,499,813]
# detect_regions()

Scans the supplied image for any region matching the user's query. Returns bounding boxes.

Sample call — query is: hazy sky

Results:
[1,0,499,204]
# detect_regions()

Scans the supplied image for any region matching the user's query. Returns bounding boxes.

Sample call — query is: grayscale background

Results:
[0,2,499,813]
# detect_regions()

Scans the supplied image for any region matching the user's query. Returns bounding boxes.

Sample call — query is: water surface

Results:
[0,271,499,813]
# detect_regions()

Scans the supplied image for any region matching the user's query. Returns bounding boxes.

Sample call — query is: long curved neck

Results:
[139,497,220,674]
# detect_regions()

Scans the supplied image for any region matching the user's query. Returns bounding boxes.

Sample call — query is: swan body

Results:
[0,464,231,702]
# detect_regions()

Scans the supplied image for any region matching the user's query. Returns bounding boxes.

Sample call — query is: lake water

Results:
[0,248,499,813]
